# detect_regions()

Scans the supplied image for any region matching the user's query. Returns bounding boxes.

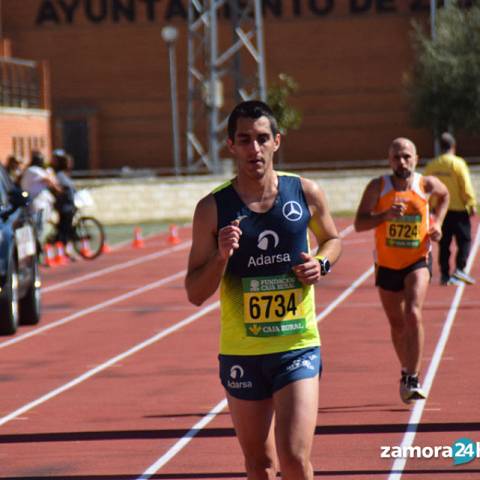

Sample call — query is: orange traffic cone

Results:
[80,237,92,257]
[132,227,144,248]
[43,243,56,267]
[101,241,112,254]
[167,224,181,245]
[54,241,69,266]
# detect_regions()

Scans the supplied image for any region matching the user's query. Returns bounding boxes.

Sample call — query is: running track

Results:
[1,217,479,479]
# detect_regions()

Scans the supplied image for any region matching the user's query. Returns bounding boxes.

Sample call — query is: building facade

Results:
[0,38,51,166]
[3,0,479,173]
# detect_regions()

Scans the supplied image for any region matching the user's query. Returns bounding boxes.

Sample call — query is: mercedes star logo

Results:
[282,201,303,221]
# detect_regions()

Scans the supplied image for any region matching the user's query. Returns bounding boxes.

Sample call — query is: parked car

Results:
[0,184,41,335]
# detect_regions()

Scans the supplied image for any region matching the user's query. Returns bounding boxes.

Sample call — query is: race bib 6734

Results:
[242,274,306,337]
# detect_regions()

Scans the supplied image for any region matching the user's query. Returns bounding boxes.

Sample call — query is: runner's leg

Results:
[273,376,319,480]
[226,393,277,480]
[378,289,407,368]
[401,267,430,374]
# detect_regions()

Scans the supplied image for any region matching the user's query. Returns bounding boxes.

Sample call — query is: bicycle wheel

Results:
[73,216,105,260]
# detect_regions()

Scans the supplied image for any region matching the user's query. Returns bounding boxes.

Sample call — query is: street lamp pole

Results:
[430,0,441,156]
[161,25,181,176]
[430,0,436,40]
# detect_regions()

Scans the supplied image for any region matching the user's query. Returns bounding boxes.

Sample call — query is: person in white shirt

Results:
[21,151,61,242]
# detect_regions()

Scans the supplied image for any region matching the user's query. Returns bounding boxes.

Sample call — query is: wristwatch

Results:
[317,256,331,276]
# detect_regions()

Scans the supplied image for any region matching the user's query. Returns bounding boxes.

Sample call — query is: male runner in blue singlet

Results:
[185,101,342,480]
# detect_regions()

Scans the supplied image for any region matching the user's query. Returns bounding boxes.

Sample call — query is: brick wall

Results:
[0,108,51,164]
[5,1,480,171]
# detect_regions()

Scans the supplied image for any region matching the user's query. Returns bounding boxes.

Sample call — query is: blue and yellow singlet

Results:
[213,173,320,355]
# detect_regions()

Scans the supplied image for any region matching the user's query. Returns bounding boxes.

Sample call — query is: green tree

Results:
[407,2,480,134]
[267,73,302,135]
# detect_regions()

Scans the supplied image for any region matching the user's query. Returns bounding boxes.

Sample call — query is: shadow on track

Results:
[1,422,479,444]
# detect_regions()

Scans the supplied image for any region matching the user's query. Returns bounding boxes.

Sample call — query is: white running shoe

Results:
[452,269,476,285]
[400,373,427,404]
[447,276,463,286]
[440,275,462,286]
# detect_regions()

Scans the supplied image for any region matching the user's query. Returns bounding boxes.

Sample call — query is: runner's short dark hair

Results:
[227,100,278,141]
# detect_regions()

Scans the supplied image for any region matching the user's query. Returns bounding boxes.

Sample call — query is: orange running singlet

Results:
[374,173,431,270]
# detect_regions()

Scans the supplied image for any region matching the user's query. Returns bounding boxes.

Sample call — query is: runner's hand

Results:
[292,252,321,285]
[217,219,242,260]
[428,218,442,242]
[384,202,406,221]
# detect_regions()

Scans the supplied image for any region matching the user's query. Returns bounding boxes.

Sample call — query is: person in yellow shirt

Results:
[424,132,477,286]
[355,138,449,404]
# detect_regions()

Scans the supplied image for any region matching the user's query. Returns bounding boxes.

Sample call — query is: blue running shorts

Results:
[219,346,321,400]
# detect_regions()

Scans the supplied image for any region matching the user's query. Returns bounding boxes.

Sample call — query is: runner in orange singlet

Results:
[354,138,449,404]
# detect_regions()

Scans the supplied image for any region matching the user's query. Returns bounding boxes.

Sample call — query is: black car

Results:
[0,169,41,335]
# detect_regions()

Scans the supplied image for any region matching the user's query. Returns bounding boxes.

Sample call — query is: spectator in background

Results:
[21,150,61,242]
[51,150,77,246]
[6,154,26,186]
[0,156,16,206]
[424,132,477,286]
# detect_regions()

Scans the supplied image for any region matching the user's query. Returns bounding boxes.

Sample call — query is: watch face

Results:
[319,258,330,276]
[323,259,331,273]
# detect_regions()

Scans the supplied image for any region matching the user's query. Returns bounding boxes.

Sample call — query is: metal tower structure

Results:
[186,0,267,173]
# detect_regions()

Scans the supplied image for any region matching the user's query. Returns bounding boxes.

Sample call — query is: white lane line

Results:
[135,261,374,479]
[43,223,352,293]
[316,266,374,323]
[137,398,229,480]
[13,225,355,347]
[1,225,359,436]
[342,238,370,246]
[339,224,354,238]
[104,227,183,251]
[43,241,191,293]
[1,224,357,350]
[388,225,480,480]
[39,222,352,296]
[0,270,186,350]
[0,300,220,427]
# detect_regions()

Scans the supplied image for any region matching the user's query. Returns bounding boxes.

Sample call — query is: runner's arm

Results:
[424,175,449,241]
[354,177,404,231]
[292,178,342,285]
[185,194,242,305]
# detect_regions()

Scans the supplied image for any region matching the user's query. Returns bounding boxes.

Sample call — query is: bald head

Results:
[388,137,418,180]
[389,137,417,157]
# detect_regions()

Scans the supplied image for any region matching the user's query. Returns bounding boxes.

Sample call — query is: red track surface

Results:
[1,218,479,479]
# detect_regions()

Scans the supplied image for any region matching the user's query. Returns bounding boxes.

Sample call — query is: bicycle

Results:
[71,214,105,260]
[45,190,106,260]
